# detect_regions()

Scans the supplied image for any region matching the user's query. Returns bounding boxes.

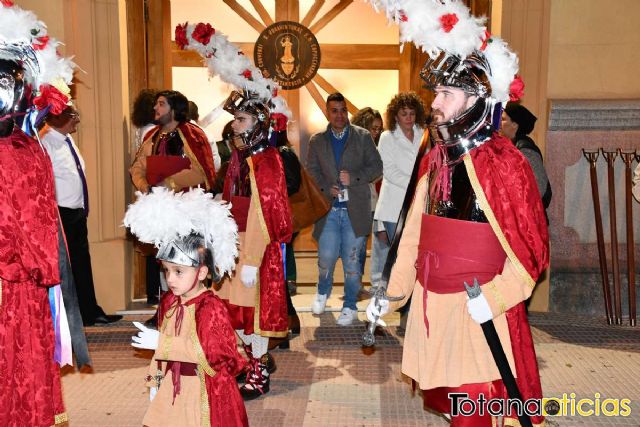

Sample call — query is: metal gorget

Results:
[427,160,487,223]
[429,96,495,166]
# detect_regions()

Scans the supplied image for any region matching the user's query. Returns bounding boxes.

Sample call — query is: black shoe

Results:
[287,280,297,296]
[289,314,301,336]
[93,314,123,324]
[261,352,277,374]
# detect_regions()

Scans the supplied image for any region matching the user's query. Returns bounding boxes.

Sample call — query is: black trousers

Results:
[59,207,104,323]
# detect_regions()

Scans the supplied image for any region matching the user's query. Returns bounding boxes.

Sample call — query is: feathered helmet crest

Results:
[0,2,75,129]
[123,188,239,278]
[369,0,522,104]
[174,22,291,132]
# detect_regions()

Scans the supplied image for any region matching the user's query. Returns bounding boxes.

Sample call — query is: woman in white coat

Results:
[371,92,427,286]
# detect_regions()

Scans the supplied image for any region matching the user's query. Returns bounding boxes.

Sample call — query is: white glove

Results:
[466,293,493,324]
[240,265,258,288]
[366,297,390,327]
[131,321,160,350]
[149,387,158,401]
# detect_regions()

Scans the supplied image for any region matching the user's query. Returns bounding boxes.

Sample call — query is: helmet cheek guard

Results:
[223,90,271,150]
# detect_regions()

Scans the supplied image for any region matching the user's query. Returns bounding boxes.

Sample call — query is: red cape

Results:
[144,122,216,191]
[249,147,293,335]
[0,128,65,425]
[159,291,248,427]
[419,133,549,426]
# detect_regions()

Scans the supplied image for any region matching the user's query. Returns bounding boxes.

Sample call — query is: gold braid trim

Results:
[248,157,268,337]
[159,309,172,360]
[187,306,216,377]
[487,280,507,315]
[177,128,210,190]
[187,305,215,427]
[54,412,69,424]
[463,155,536,289]
[247,158,271,246]
[197,368,211,427]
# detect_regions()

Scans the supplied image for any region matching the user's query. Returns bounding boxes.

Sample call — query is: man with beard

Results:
[365,9,549,425]
[130,90,216,194]
[130,90,216,326]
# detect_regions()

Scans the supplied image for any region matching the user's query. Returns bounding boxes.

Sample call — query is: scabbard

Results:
[480,319,533,427]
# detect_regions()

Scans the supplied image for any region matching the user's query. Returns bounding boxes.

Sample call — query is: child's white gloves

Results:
[240,265,258,288]
[131,321,160,350]
[149,387,158,401]
[466,293,493,324]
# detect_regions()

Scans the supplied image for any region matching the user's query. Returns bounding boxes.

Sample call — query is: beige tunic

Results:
[130,129,208,192]
[214,191,268,308]
[143,289,205,427]
[385,175,536,390]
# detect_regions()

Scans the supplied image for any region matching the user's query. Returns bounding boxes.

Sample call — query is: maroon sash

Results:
[230,195,250,232]
[415,214,506,334]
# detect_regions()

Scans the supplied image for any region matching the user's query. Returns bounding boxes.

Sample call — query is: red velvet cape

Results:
[0,128,66,425]
[144,122,216,191]
[250,147,293,335]
[419,133,549,426]
[159,291,248,427]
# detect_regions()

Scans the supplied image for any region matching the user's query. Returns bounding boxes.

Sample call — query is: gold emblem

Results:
[255,21,321,90]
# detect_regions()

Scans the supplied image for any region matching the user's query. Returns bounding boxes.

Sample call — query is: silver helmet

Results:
[223,89,270,151]
[422,50,499,164]
[156,233,221,282]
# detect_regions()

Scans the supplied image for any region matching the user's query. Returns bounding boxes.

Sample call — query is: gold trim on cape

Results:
[463,155,536,289]
[54,412,69,425]
[188,305,216,427]
[177,128,211,190]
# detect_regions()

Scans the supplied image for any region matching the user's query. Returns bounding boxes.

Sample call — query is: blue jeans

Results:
[317,208,367,310]
[370,220,397,285]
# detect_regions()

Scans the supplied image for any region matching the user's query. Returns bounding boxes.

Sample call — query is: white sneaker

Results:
[311,293,328,314]
[336,307,358,326]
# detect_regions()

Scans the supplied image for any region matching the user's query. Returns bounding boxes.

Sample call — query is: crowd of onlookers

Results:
[127,87,571,331]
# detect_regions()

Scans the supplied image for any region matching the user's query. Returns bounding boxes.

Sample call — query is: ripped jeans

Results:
[317,207,367,310]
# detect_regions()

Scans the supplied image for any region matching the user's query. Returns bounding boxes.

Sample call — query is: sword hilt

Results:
[464,278,482,299]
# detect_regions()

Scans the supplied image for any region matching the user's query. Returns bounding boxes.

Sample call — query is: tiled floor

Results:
[60,288,640,426]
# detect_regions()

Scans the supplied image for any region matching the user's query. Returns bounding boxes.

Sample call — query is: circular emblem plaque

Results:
[254,21,321,90]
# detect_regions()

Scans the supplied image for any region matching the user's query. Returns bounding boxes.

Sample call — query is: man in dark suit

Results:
[306,93,383,326]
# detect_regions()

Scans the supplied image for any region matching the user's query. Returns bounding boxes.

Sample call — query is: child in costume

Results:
[125,188,248,427]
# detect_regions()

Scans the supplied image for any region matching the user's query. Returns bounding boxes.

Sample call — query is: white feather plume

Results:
[123,187,239,276]
[0,3,75,103]
[368,0,519,103]
[176,23,291,120]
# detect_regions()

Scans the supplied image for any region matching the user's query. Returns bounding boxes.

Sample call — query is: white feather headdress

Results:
[123,188,239,276]
[0,2,75,115]
[369,0,521,104]
[175,22,291,120]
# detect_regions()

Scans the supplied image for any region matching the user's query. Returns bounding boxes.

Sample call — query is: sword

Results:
[362,135,430,347]
[465,278,533,427]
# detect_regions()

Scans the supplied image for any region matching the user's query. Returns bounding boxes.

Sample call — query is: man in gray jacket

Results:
[306,93,383,325]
